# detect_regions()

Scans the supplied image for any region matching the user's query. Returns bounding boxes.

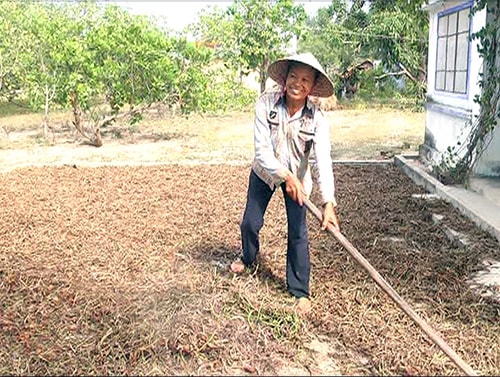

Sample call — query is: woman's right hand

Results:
[285,173,305,206]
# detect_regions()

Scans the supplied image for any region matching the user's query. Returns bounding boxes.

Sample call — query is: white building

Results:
[421,0,500,178]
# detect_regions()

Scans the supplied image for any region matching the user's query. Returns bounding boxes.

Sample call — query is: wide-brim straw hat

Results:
[267,52,334,98]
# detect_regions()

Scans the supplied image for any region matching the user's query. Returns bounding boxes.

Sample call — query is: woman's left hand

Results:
[321,202,340,231]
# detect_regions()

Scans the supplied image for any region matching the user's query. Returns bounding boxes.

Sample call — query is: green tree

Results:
[194,0,307,92]
[365,0,428,98]
[17,2,100,138]
[299,0,428,101]
[2,0,255,146]
[88,5,177,112]
[299,0,372,98]
[5,1,190,146]
[83,4,185,145]
[0,2,29,102]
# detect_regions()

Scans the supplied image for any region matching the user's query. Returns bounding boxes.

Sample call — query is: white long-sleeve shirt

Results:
[251,91,337,206]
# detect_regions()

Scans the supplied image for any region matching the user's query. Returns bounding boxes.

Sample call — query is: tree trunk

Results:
[43,83,49,139]
[94,128,103,148]
[69,91,102,147]
[69,92,83,134]
[259,54,270,93]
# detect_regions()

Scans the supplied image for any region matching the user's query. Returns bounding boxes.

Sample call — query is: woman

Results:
[231,52,340,315]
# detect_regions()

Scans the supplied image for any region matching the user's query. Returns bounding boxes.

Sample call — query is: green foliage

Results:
[167,38,214,113]
[0,0,432,146]
[1,0,256,128]
[1,1,102,123]
[365,2,428,97]
[88,5,177,112]
[193,0,307,92]
[339,66,424,111]
[300,0,370,76]
[0,2,31,101]
[299,0,428,102]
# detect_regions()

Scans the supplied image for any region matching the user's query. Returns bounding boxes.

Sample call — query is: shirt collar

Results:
[303,98,314,117]
[274,94,286,108]
[274,94,314,118]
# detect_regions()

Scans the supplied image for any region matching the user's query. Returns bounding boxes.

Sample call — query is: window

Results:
[435,5,471,94]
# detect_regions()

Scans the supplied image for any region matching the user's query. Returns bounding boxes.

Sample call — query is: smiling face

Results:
[284,62,317,106]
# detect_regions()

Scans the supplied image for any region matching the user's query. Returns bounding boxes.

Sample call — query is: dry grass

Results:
[0,103,425,168]
[327,108,425,159]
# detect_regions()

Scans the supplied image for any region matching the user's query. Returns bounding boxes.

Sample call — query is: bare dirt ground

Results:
[1,108,499,376]
[0,107,424,170]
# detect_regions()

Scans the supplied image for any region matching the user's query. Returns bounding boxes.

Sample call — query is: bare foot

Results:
[295,297,312,315]
[230,259,245,274]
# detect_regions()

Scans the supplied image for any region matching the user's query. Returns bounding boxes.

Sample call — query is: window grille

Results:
[435,5,471,94]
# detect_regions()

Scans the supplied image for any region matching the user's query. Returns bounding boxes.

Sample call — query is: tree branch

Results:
[98,103,153,128]
[375,64,420,85]
[375,70,406,80]
[398,63,418,83]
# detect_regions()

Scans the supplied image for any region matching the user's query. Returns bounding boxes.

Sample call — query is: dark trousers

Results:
[240,170,310,298]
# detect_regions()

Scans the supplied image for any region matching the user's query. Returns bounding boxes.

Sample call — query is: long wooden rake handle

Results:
[304,197,478,376]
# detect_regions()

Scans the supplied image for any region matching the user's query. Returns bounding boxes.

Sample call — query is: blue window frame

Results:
[435,3,472,94]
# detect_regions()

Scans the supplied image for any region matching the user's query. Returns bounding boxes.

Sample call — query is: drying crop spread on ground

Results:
[0,163,498,376]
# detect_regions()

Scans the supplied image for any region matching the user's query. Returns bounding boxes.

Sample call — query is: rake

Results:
[304,197,478,376]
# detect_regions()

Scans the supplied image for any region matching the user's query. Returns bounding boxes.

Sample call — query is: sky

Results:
[115,1,329,33]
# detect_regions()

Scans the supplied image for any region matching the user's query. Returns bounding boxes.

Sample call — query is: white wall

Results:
[475,127,500,176]
[474,1,500,177]
[422,0,492,172]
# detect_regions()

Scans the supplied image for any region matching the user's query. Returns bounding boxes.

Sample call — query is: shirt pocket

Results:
[298,122,315,154]
[267,119,279,130]
[267,116,280,142]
